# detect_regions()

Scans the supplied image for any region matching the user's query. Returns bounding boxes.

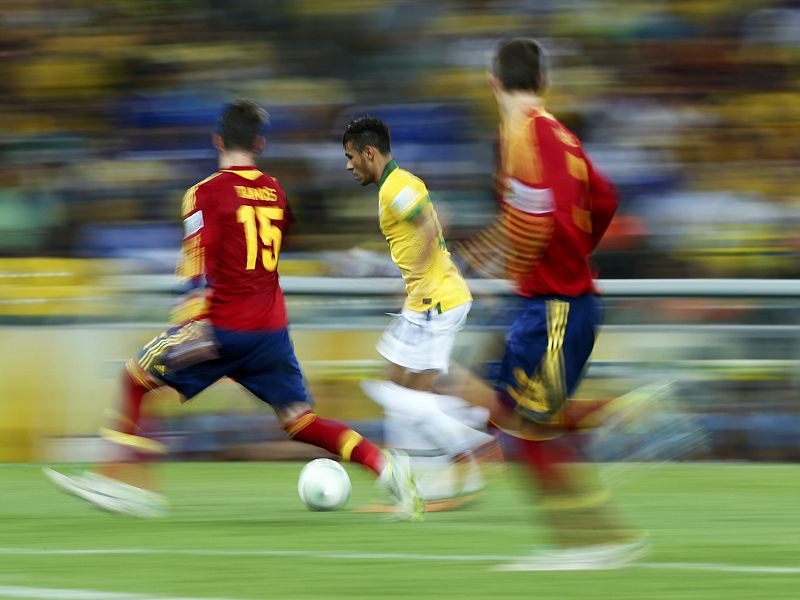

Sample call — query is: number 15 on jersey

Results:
[237,205,283,271]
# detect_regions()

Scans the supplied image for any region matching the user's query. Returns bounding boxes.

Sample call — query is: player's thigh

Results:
[232,329,311,409]
[497,296,598,424]
[135,321,231,399]
[376,302,469,374]
[560,296,601,397]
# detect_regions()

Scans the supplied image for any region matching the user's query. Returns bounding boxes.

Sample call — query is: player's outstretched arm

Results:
[586,158,619,250]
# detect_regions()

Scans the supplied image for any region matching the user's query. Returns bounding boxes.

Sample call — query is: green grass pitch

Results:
[0,462,798,599]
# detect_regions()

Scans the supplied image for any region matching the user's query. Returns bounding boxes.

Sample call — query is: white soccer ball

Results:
[297,458,351,511]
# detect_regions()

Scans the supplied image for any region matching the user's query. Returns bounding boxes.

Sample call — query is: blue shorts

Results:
[136,324,309,407]
[496,295,601,425]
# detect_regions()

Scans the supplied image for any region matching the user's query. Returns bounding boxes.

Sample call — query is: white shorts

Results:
[376,302,471,373]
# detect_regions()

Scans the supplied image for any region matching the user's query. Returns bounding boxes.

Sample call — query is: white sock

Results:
[361,380,491,457]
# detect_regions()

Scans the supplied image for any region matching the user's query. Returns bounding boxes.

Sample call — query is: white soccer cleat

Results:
[588,380,709,465]
[491,538,649,572]
[43,468,168,518]
[378,450,425,522]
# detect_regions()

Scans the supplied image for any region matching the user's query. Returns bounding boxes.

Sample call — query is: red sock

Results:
[97,360,164,466]
[518,436,621,547]
[114,360,161,434]
[284,410,385,476]
[517,437,582,495]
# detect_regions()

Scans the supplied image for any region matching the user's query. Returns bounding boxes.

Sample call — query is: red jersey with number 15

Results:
[178,166,288,331]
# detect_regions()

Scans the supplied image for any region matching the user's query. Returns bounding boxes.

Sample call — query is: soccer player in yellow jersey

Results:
[343,117,493,507]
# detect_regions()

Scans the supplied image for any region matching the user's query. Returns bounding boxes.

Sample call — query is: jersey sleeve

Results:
[175,184,207,285]
[381,178,430,222]
[499,117,556,281]
[170,183,214,323]
[585,157,619,250]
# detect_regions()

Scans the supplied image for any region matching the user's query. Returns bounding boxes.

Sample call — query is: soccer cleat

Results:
[43,468,168,518]
[422,493,482,512]
[354,491,482,514]
[378,450,425,522]
[491,537,649,572]
[587,380,709,464]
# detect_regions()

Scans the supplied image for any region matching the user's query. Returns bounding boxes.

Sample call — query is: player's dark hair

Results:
[342,117,391,155]
[218,99,268,152]
[493,37,547,93]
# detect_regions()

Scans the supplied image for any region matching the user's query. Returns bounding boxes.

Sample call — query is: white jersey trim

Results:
[391,186,421,214]
[505,178,555,214]
[183,211,204,239]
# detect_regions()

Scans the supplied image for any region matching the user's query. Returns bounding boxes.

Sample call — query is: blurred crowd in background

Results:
[1,0,798,279]
[0,0,798,463]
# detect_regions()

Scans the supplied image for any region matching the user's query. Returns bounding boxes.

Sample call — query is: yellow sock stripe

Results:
[285,412,316,438]
[98,427,167,455]
[539,488,611,511]
[338,430,363,462]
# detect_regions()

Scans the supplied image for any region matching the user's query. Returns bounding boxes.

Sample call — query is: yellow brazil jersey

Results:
[377,160,472,312]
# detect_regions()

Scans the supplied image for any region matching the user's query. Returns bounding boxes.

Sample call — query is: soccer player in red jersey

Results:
[45,100,423,521]
[453,38,647,569]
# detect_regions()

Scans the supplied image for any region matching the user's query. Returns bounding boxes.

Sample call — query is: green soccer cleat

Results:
[379,450,425,522]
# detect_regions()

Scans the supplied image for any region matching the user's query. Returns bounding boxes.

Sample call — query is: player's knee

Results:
[276,402,315,427]
[124,359,161,391]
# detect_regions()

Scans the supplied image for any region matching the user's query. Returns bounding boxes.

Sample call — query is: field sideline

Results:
[0,462,798,599]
